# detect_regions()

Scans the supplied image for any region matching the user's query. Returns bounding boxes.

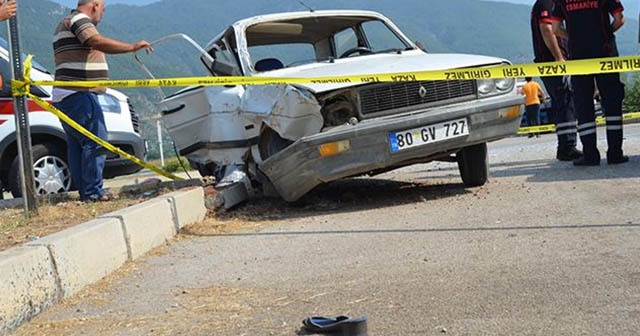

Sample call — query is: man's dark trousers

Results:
[541,76,577,151]
[572,73,624,161]
[54,92,107,200]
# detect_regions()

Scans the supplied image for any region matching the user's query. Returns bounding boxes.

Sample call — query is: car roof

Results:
[231,10,388,30]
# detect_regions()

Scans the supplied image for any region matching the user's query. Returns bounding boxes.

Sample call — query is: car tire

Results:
[9,143,72,198]
[190,160,221,180]
[456,143,488,188]
[258,127,293,160]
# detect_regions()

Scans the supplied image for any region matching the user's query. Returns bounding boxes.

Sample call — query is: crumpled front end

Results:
[241,84,323,141]
[258,94,524,202]
[159,83,324,207]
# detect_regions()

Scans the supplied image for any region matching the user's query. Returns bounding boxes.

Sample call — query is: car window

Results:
[334,28,359,57]
[0,57,11,97]
[0,38,50,74]
[204,31,242,76]
[213,40,236,67]
[249,43,316,69]
[361,20,409,52]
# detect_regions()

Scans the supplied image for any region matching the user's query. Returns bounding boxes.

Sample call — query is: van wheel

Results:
[456,143,488,187]
[9,144,72,198]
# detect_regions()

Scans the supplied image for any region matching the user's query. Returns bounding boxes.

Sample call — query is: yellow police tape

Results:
[9,54,640,181]
[14,56,183,181]
[12,55,640,89]
[27,94,184,181]
[518,112,640,135]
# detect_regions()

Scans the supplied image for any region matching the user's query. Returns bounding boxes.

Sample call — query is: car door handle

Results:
[161,104,185,115]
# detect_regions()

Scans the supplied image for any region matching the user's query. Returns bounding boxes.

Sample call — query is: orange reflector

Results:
[500,105,522,118]
[318,140,350,157]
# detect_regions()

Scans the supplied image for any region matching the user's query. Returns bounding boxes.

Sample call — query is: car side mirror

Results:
[209,57,242,77]
[415,41,427,52]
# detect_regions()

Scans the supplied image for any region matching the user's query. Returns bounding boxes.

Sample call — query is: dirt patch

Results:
[11,282,301,336]
[0,179,205,253]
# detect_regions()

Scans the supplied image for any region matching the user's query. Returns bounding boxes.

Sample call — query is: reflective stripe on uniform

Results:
[557,128,576,135]
[579,128,597,136]
[556,121,576,128]
[577,122,596,131]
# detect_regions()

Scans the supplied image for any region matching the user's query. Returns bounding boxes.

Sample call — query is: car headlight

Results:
[98,93,122,114]
[477,78,515,97]
[477,79,496,95]
[495,78,515,92]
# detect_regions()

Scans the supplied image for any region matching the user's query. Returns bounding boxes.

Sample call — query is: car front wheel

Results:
[258,127,293,161]
[456,143,488,188]
[9,143,72,198]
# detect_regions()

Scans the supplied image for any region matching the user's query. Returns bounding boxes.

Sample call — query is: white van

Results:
[0,39,146,197]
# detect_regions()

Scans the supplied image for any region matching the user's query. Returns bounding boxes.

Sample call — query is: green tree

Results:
[624,74,640,113]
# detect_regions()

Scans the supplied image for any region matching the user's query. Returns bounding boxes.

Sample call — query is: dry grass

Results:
[0,198,143,252]
[11,282,299,336]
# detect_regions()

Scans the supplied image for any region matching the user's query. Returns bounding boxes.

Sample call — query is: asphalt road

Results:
[10,125,640,336]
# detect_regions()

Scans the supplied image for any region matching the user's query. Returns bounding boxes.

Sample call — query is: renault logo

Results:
[418,86,427,99]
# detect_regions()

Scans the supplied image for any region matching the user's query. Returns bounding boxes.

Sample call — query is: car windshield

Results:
[246,16,411,71]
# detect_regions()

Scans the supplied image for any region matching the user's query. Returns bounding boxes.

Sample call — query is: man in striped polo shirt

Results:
[52,0,152,201]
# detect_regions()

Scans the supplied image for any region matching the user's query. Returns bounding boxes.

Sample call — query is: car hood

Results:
[253,51,507,93]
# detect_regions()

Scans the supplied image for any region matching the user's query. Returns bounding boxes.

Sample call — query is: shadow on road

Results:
[409,155,640,183]
[492,155,640,183]
[207,154,639,223]
[211,178,472,222]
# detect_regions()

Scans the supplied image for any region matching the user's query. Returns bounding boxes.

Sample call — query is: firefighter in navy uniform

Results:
[551,0,627,166]
[530,0,582,161]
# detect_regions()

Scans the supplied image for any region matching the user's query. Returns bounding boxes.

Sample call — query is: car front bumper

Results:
[259,94,524,202]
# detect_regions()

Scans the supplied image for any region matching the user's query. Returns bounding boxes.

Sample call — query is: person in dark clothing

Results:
[551,0,627,166]
[530,0,582,161]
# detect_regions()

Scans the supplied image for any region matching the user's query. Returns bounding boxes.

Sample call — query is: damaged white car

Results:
[144,10,524,208]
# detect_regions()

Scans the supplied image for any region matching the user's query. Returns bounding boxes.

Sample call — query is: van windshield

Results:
[0,38,50,74]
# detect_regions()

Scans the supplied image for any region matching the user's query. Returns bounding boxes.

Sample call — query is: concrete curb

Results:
[100,198,176,260]
[0,187,207,334]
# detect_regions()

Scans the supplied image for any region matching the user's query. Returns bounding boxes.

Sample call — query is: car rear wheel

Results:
[9,143,72,198]
[456,143,488,188]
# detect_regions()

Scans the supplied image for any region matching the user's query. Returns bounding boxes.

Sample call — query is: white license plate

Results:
[389,118,469,152]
